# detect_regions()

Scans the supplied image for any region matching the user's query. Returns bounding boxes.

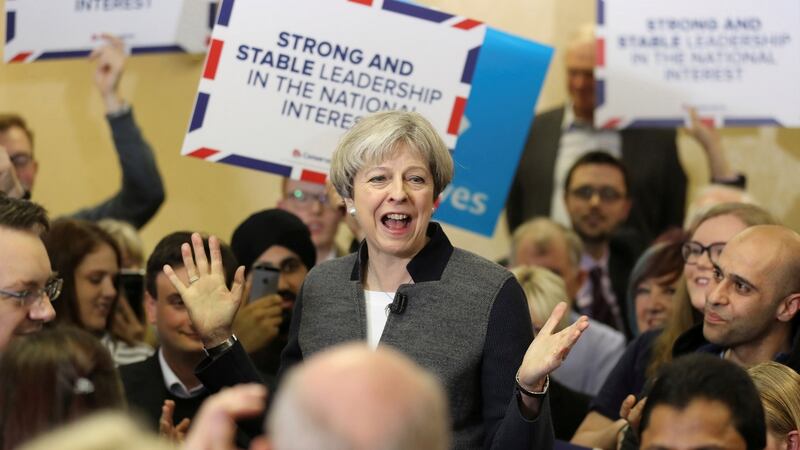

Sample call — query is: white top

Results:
[158,348,206,399]
[100,333,154,367]
[550,104,622,227]
[364,290,394,349]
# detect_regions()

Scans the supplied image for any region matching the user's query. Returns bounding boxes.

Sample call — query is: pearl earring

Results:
[348,207,357,216]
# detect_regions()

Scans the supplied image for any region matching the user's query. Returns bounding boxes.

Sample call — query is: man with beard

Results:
[673,224,800,371]
[230,209,316,381]
[119,232,238,435]
[564,151,640,338]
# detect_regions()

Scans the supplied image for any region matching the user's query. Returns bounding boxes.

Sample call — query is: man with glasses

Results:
[277,178,345,263]
[230,209,317,380]
[563,151,641,338]
[0,35,164,229]
[0,195,59,352]
[674,224,800,371]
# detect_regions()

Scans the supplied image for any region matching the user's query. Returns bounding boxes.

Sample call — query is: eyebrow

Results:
[713,263,759,293]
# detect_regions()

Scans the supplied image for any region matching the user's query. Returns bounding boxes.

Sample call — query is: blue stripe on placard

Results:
[461,46,481,84]
[217,0,234,26]
[628,118,684,127]
[723,117,783,127]
[382,0,453,23]
[5,11,15,43]
[208,2,218,29]
[131,45,185,55]
[597,0,605,25]
[37,49,92,60]
[219,154,293,176]
[596,79,605,109]
[189,93,211,132]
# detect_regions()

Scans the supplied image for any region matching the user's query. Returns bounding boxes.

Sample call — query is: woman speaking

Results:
[166,111,588,449]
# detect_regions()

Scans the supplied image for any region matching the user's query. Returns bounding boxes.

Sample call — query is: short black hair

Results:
[640,353,766,450]
[0,193,49,234]
[145,231,238,298]
[563,150,631,196]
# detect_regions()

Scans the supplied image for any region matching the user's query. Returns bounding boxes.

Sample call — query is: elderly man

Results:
[674,224,800,370]
[0,195,57,352]
[506,25,686,244]
[0,35,163,229]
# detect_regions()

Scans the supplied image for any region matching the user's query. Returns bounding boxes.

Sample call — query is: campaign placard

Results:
[182,0,485,184]
[183,0,552,237]
[4,0,215,62]
[596,0,800,128]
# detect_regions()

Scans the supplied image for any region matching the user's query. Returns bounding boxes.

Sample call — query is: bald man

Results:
[267,344,450,450]
[506,25,686,244]
[674,225,800,371]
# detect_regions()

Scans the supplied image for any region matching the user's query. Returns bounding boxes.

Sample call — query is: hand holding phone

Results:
[248,264,280,303]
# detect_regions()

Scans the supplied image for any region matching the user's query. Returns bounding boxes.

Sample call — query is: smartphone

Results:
[249,264,280,303]
[119,269,145,319]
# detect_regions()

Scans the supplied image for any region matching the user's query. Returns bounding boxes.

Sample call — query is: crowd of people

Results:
[0,24,798,450]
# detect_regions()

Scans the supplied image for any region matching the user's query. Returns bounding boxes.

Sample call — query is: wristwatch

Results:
[516,372,550,398]
[203,335,238,358]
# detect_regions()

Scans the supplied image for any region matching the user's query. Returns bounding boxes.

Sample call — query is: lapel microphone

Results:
[388,293,408,314]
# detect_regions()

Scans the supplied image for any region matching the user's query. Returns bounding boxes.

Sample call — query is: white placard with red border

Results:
[595,0,800,128]
[181,0,485,184]
[4,0,215,63]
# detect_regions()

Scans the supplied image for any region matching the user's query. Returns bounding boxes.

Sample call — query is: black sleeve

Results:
[276,283,306,385]
[70,108,165,229]
[589,332,653,420]
[194,340,265,441]
[482,277,554,450]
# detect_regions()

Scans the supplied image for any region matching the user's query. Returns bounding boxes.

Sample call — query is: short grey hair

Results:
[329,111,454,200]
[511,217,583,269]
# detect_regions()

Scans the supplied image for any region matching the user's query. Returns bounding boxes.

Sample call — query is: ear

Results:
[776,292,800,323]
[787,430,799,450]
[144,292,158,326]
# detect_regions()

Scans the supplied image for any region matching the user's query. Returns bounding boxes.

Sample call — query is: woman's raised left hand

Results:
[517,302,589,391]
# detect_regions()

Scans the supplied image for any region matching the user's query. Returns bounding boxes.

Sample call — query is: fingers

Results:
[163,264,188,298]
[181,242,199,281]
[175,418,191,434]
[159,399,176,435]
[192,233,210,276]
[539,302,568,336]
[619,394,636,419]
[229,266,246,304]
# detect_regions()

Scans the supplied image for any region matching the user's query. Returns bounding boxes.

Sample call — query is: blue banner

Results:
[434,28,552,236]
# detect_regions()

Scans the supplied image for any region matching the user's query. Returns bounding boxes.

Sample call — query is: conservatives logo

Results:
[292,149,302,157]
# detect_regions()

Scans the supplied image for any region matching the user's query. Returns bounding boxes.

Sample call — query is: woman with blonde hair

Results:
[572,202,778,450]
[748,362,800,450]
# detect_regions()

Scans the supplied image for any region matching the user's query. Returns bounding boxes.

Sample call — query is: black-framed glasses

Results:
[569,186,624,203]
[681,241,725,265]
[0,276,63,307]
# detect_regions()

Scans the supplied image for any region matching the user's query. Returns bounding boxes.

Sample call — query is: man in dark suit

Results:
[563,152,642,339]
[119,232,238,436]
[506,26,686,244]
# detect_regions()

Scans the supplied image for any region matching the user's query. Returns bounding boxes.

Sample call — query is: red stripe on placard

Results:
[10,51,32,63]
[447,97,467,136]
[300,169,327,184]
[700,117,714,128]
[601,117,622,129]
[204,39,224,80]
[452,19,482,30]
[596,38,605,67]
[349,0,373,5]
[188,148,220,159]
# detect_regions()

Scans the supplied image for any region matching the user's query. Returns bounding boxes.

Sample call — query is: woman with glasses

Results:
[572,202,778,450]
[43,218,153,366]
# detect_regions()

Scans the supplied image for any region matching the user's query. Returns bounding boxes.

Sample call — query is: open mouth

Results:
[381,213,411,232]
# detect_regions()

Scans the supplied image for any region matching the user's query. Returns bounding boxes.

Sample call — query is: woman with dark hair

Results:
[44,218,152,365]
[0,325,126,450]
[626,231,686,336]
